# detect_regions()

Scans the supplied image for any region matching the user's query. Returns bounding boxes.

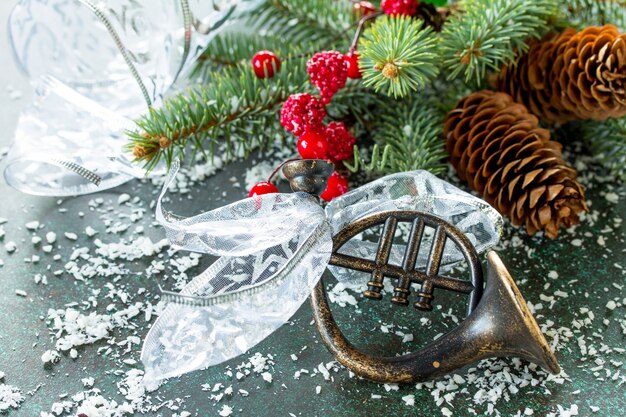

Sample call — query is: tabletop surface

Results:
[0,2,625,416]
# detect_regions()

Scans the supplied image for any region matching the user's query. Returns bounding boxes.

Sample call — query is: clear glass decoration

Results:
[5,0,260,196]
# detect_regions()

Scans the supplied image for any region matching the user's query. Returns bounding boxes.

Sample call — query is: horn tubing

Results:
[310,251,559,383]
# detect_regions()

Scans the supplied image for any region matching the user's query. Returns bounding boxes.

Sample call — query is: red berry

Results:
[321,172,349,202]
[280,93,327,137]
[344,52,362,79]
[251,50,281,79]
[306,51,348,104]
[297,131,329,160]
[353,1,377,17]
[325,122,356,163]
[381,0,419,17]
[248,181,278,197]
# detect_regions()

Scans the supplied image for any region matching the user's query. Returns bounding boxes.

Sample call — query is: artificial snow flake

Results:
[0,383,24,412]
[41,349,60,364]
[219,404,233,416]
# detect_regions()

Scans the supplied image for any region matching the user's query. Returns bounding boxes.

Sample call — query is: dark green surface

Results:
[0,3,625,415]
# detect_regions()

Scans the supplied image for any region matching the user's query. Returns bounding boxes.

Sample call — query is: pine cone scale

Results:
[444,90,588,238]
[497,24,626,124]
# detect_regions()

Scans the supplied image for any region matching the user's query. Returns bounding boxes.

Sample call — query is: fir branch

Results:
[439,0,558,84]
[190,32,312,80]
[346,97,448,175]
[359,16,440,98]
[559,0,626,31]
[576,117,626,182]
[127,60,310,170]
[252,0,355,46]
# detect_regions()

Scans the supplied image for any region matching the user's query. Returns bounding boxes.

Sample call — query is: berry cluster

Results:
[279,93,326,136]
[307,51,349,104]
[248,44,368,201]
[381,0,419,17]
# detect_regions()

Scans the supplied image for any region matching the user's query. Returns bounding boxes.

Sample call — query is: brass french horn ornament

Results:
[283,160,560,384]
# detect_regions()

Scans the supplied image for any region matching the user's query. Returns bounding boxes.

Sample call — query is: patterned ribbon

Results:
[140,162,503,390]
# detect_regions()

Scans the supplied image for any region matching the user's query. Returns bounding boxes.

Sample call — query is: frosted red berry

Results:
[321,172,349,202]
[381,0,419,17]
[306,51,348,104]
[344,52,362,79]
[297,131,329,160]
[251,50,281,79]
[325,122,356,163]
[248,181,278,197]
[353,1,377,17]
[280,93,327,137]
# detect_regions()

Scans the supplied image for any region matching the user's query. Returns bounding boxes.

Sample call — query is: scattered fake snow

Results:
[0,147,623,416]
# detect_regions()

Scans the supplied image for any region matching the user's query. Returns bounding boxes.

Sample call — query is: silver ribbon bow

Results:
[141,162,503,390]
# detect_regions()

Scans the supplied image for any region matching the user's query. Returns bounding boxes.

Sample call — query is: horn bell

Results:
[477,251,560,374]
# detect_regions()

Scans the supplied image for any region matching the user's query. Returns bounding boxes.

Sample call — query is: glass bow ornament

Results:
[5,0,259,196]
[140,161,504,390]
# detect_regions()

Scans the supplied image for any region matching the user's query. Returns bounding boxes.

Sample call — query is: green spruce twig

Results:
[346,96,448,175]
[559,0,626,30]
[127,61,311,171]
[439,0,558,84]
[359,16,440,98]
[576,117,626,182]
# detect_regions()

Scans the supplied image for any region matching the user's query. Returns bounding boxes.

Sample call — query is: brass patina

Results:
[282,159,560,384]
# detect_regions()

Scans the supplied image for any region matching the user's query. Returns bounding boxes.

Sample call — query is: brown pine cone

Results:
[444,90,588,238]
[497,25,626,124]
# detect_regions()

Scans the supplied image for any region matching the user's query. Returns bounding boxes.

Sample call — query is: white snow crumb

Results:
[261,372,273,383]
[118,193,131,204]
[589,406,600,412]
[46,308,114,351]
[219,404,233,416]
[4,242,16,253]
[69,349,78,359]
[244,160,276,191]
[41,349,60,364]
[25,221,40,230]
[85,226,98,237]
[64,232,78,241]
[597,236,606,247]
[0,372,4,380]
[46,232,57,244]
[402,394,415,406]
[548,271,559,279]
[571,239,582,247]
[0,218,6,225]
[317,363,331,381]
[15,290,27,297]
[96,237,168,261]
[328,282,358,307]
[0,383,24,412]
[81,377,94,387]
[604,192,619,203]
[290,354,298,361]
[316,386,321,394]
[32,236,42,245]
[441,407,453,416]
[606,300,617,310]
[371,394,382,399]
[238,389,249,397]
[524,407,534,415]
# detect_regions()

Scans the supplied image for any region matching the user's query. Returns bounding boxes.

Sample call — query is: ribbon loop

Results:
[141,166,503,390]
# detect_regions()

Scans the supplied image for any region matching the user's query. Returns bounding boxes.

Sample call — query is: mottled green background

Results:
[0,2,625,416]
